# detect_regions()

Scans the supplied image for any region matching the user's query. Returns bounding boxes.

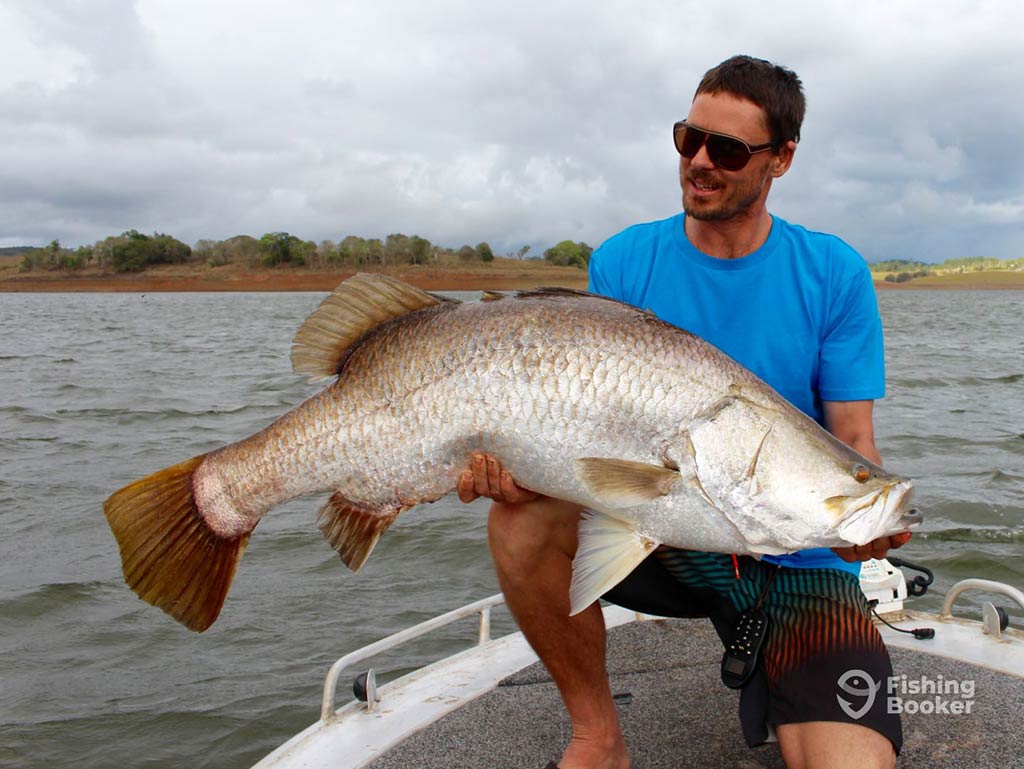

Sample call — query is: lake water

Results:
[2,289,1022,769]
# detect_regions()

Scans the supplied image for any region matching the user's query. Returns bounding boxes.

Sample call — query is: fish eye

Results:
[852,464,871,483]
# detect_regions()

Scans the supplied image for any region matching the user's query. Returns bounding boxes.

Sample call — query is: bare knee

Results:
[487,498,583,572]
[777,721,895,769]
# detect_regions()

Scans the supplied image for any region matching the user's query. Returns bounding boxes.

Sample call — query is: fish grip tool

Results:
[721,564,779,689]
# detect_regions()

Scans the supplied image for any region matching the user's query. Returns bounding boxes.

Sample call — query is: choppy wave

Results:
[914,526,1024,544]
[0,580,112,619]
[51,405,253,419]
[890,372,1023,389]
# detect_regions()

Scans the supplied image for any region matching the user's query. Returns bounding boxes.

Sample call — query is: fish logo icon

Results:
[836,669,880,720]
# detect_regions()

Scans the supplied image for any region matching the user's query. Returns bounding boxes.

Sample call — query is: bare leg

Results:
[488,497,629,769]
[777,721,896,769]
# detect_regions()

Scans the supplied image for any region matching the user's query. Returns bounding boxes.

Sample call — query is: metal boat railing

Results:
[940,579,1024,617]
[939,578,1024,639]
[317,576,1024,722]
[320,593,507,722]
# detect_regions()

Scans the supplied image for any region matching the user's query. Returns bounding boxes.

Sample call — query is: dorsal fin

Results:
[513,286,595,300]
[291,273,454,382]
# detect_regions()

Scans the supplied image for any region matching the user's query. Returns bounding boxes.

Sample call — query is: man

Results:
[459,55,910,769]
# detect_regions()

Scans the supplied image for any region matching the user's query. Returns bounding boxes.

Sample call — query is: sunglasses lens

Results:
[677,126,706,159]
[705,135,749,171]
[675,123,757,171]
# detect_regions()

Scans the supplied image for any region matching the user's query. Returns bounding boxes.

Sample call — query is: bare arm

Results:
[822,400,881,464]
[823,400,912,562]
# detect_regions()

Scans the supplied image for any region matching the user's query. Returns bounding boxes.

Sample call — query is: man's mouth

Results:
[688,176,721,194]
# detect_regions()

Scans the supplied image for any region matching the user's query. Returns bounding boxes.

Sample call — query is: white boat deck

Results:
[255,582,1024,769]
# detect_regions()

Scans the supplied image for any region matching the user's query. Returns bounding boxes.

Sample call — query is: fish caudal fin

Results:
[318,493,402,572]
[103,455,250,632]
[569,512,658,615]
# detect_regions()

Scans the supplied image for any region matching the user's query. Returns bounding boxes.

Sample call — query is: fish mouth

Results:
[833,480,917,546]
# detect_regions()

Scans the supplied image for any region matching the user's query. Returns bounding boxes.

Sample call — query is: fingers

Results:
[457,469,477,503]
[832,532,913,563]
[891,531,913,549]
[456,454,490,503]
[473,454,493,499]
[457,453,539,504]
[485,455,502,497]
[866,538,891,560]
[498,468,531,503]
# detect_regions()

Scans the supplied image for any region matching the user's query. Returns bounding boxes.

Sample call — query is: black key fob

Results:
[721,607,769,689]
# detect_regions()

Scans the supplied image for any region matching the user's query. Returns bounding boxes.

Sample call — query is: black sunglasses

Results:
[673,120,778,171]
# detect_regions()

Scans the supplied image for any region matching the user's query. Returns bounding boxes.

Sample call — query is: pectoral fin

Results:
[569,512,658,615]
[573,458,680,509]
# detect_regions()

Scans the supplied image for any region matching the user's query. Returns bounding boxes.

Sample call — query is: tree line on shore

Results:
[16,231,594,274]
[869,256,1020,283]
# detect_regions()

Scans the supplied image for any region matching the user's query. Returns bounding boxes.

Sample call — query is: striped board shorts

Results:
[601,548,903,752]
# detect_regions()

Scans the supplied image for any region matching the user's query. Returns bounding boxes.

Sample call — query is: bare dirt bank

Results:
[0,261,590,293]
[871,270,1024,291]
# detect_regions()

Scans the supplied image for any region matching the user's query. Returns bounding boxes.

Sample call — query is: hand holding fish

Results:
[457,453,539,505]
[832,531,912,563]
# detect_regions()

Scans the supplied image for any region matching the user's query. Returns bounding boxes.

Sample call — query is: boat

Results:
[252,560,1024,768]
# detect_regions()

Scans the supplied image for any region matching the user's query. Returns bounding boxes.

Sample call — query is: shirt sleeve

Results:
[587,244,617,297]
[817,260,885,402]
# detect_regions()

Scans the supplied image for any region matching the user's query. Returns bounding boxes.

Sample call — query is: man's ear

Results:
[771,140,798,178]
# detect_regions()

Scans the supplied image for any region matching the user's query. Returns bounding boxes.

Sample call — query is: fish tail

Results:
[103,454,250,632]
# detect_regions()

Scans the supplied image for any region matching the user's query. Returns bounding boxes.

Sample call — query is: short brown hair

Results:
[695,55,805,144]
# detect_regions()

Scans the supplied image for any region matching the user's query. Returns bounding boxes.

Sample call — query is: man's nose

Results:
[687,140,715,169]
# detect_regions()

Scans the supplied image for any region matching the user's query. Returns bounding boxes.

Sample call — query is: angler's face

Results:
[678,92,794,222]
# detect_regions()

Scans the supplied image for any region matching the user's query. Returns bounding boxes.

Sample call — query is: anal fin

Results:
[318,493,403,572]
[569,512,658,615]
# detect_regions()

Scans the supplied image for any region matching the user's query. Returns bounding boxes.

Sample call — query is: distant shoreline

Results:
[869,270,1024,291]
[1,259,1021,293]
[0,260,590,293]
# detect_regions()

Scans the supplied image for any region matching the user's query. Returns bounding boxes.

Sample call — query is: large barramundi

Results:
[104,274,917,631]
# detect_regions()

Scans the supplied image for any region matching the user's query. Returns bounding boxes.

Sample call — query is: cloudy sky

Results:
[2,0,1022,263]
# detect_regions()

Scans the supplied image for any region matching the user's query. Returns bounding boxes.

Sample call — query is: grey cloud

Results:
[0,0,1021,262]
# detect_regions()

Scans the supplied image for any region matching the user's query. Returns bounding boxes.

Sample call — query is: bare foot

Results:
[557,733,629,769]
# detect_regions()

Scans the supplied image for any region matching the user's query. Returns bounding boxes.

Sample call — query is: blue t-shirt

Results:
[588,213,884,574]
